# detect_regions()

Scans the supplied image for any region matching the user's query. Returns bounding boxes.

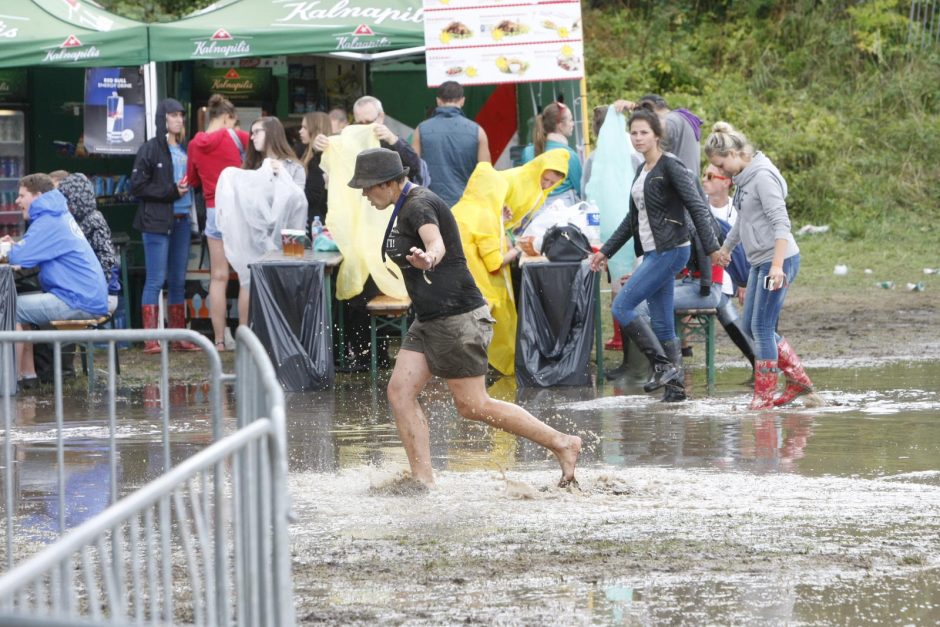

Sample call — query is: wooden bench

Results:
[675,308,716,395]
[49,314,120,385]
[366,295,412,379]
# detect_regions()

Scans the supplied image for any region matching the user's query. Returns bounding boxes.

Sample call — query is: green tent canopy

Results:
[147,0,424,62]
[0,0,149,68]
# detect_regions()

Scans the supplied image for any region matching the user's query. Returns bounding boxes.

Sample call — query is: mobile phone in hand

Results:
[179,175,188,186]
[763,275,776,290]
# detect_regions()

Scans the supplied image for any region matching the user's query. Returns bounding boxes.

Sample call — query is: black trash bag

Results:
[515,261,596,387]
[541,224,592,262]
[248,260,334,391]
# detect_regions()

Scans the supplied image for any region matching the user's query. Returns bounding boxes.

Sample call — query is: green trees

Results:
[584,1,940,227]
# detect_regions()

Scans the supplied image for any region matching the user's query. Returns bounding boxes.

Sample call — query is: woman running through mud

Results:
[347,148,581,488]
[705,121,815,409]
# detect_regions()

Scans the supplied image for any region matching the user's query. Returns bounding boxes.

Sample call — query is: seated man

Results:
[4,173,108,388]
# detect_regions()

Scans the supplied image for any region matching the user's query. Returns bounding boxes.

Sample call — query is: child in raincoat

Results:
[451,148,570,375]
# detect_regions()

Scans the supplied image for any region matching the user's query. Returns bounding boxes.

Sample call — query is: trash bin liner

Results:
[0,267,15,394]
[249,260,334,391]
[516,261,596,387]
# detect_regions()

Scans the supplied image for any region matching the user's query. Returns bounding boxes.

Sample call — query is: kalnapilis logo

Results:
[334,23,391,51]
[0,20,20,38]
[211,69,256,92]
[43,34,101,63]
[192,28,251,57]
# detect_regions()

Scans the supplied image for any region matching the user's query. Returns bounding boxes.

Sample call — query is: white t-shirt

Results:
[632,169,657,253]
[710,200,736,295]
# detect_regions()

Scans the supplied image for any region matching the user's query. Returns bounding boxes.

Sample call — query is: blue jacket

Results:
[9,190,109,315]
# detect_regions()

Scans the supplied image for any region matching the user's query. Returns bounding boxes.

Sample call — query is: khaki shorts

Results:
[401,305,495,379]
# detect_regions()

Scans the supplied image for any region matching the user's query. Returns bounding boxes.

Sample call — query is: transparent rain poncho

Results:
[215,159,308,287]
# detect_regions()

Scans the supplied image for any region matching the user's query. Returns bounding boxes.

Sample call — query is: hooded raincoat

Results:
[452,149,569,375]
[9,190,109,316]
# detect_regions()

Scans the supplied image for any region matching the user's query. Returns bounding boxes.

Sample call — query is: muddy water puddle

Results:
[2,361,940,624]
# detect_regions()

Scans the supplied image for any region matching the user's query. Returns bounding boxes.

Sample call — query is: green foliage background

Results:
[584,0,940,240]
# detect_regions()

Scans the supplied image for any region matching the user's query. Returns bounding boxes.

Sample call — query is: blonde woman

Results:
[705,121,813,409]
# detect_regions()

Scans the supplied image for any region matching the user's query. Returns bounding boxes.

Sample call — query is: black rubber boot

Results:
[717,301,756,368]
[622,318,679,392]
[661,339,687,402]
[605,325,631,381]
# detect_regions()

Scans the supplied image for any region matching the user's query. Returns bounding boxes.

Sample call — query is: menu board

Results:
[423,0,583,87]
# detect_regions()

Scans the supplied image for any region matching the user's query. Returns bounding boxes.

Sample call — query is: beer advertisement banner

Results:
[84,67,146,155]
[423,0,583,87]
[193,66,273,103]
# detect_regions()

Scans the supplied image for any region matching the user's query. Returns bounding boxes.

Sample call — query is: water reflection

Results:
[2,360,939,623]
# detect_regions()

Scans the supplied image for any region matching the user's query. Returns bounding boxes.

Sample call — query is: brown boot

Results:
[773,337,814,406]
[141,304,161,354]
[167,303,200,352]
[750,360,778,410]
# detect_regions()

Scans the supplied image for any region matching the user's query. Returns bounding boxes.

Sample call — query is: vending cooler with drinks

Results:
[0,110,27,238]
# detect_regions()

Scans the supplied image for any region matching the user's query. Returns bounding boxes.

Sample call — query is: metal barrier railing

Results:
[0,329,224,572]
[0,327,295,626]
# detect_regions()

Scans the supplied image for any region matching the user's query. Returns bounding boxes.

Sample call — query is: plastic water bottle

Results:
[311,215,323,239]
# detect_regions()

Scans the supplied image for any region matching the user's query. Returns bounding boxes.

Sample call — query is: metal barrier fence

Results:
[0,327,295,626]
[1,329,224,572]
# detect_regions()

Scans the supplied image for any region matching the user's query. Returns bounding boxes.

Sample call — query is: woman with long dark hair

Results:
[589,104,720,401]
[298,111,331,230]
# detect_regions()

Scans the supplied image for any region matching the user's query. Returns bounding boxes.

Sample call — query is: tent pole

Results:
[144,62,158,140]
[579,76,590,158]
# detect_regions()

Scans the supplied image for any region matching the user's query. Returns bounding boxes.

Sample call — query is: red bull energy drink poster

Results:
[84,67,146,155]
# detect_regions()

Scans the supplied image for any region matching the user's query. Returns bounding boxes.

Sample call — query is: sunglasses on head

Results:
[703,172,730,182]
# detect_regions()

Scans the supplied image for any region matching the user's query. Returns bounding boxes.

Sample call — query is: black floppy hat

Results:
[348,148,410,188]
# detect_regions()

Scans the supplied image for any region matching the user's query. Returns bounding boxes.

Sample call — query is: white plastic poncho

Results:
[584,106,640,282]
[320,125,408,301]
[215,159,308,287]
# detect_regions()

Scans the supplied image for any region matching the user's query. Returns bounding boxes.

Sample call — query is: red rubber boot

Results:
[141,304,161,354]
[750,360,778,410]
[167,304,201,352]
[604,317,623,351]
[773,337,814,406]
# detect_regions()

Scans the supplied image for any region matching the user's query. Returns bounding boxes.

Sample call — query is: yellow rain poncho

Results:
[321,125,408,300]
[452,149,569,375]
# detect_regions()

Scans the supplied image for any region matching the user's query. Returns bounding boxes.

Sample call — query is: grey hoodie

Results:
[725,152,799,266]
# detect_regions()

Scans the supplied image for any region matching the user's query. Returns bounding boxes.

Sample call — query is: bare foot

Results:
[555,434,581,488]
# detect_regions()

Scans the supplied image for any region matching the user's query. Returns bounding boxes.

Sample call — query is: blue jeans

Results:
[741,254,800,360]
[611,246,690,343]
[141,216,193,305]
[16,292,97,327]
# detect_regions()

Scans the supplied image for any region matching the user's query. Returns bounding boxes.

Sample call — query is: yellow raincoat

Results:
[320,125,408,300]
[452,149,570,375]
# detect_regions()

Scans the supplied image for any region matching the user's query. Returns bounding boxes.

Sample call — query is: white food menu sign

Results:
[423,0,584,87]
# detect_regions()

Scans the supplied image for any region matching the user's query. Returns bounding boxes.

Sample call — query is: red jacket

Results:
[186,128,249,209]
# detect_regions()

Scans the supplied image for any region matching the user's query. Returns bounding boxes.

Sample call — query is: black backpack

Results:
[541,224,592,262]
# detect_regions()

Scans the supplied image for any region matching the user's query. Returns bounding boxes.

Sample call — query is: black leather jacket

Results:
[600,153,720,260]
[131,99,185,235]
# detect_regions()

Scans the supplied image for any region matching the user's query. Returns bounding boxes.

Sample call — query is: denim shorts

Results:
[401,305,495,379]
[205,206,223,240]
